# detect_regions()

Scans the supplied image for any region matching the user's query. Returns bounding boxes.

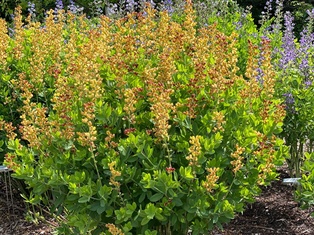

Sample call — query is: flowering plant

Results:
[0,2,288,234]
[269,8,314,177]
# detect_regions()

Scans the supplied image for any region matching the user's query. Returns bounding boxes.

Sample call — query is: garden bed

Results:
[1,167,313,235]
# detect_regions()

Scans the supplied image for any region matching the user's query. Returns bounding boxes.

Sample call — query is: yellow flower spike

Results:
[148,82,174,142]
[108,161,121,189]
[156,50,176,85]
[206,28,242,95]
[237,40,262,105]
[183,0,197,45]
[155,11,171,50]
[51,75,76,141]
[231,144,245,174]
[245,40,260,80]
[260,38,276,98]
[44,9,64,60]
[106,223,124,235]
[76,102,98,150]
[186,135,202,168]
[2,122,17,141]
[123,88,138,124]
[12,72,52,149]
[212,111,226,132]
[0,19,9,70]
[12,6,25,61]
[202,167,219,193]
[99,15,112,55]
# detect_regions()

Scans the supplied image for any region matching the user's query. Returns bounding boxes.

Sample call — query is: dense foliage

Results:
[0,2,290,234]
[0,0,314,234]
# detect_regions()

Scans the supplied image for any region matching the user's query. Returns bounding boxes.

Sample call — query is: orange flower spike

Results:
[108,161,121,189]
[145,65,174,142]
[51,75,75,140]
[12,6,25,60]
[4,153,20,171]
[212,111,226,132]
[104,130,118,149]
[106,223,124,235]
[150,97,173,141]
[0,19,9,70]
[156,51,176,86]
[27,20,47,91]
[231,144,245,174]
[258,154,275,185]
[207,29,236,94]
[245,40,259,80]
[238,40,261,103]
[273,104,286,124]
[186,135,202,168]
[202,167,220,193]
[225,32,241,80]
[183,0,197,45]
[123,88,137,124]
[99,15,112,57]
[155,10,171,50]
[193,27,210,67]
[43,9,64,61]
[77,102,98,151]
[12,72,51,149]
[1,122,17,141]
[19,105,51,148]
[168,22,185,59]
[260,38,276,98]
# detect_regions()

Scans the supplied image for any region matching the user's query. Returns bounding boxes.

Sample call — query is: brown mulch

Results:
[0,172,54,235]
[1,168,314,235]
[213,168,314,235]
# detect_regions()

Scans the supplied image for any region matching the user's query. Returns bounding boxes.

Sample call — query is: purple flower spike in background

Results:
[89,0,103,16]
[28,2,36,17]
[256,67,264,84]
[283,93,294,105]
[55,0,64,11]
[298,30,312,77]
[304,80,312,88]
[68,0,77,13]
[261,0,273,22]
[279,11,296,70]
[54,0,64,21]
[160,0,174,15]
[283,92,296,113]
[306,8,314,18]
[147,0,156,8]
[125,0,137,13]
[107,3,118,17]
[68,0,84,15]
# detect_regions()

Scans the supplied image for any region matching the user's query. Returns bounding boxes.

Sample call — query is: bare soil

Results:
[1,167,314,235]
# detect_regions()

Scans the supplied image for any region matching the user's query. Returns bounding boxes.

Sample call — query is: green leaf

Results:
[123,222,132,232]
[97,205,106,215]
[155,211,165,221]
[172,197,183,206]
[150,193,164,202]
[141,217,151,226]
[187,212,194,222]
[78,196,90,203]
[179,166,194,180]
[145,230,158,235]
[139,193,146,203]
[144,203,156,219]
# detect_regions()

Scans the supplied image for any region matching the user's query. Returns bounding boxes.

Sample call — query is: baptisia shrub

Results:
[1,2,288,234]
